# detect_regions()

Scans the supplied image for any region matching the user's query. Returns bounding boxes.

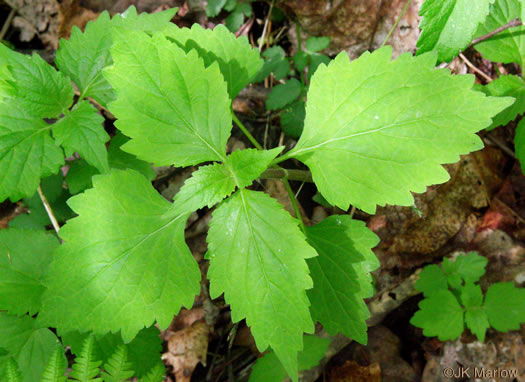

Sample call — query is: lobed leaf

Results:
[104,29,231,167]
[100,345,134,382]
[305,215,379,344]
[69,335,103,382]
[0,228,59,315]
[39,169,201,342]
[288,46,512,213]
[414,264,448,297]
[483,282,525,331]
[207,189,317,380]
[40,346,67,382]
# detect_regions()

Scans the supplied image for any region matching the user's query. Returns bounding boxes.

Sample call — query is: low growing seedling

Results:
[0,1,523,381]
[411,252,525,342]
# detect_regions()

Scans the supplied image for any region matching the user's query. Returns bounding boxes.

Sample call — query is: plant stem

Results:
[0,8,15,41]
[282,177,306,233]
[380,0,412,48]
[260,168,313,182]
[459,53,492,83]
[468,18,522,48]
[232,112,263,150]
[258,0,275,52]
[295,21,306,87]
[37,185,62,240]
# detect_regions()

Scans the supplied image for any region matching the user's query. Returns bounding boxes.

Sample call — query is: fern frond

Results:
[139,362,166,382]
[69,334,103,382]
[40,346,67,382]
[4,357,22,382]
[101,345,134,382]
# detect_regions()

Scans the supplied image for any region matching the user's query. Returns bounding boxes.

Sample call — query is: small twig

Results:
[260,168,313,182]
[468,18,522,48]
[380,0,412,48]
[459,53,493,83]
[483,136,517,159]
[283,178,306,233]
[37,186,62,240]
[232,112,263,150]
[258,0,274,52]
[0,8,16,41]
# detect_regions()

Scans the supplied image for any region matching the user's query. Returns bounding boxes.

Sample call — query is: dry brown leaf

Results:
[162,321,211,382]
[329,360,381,382]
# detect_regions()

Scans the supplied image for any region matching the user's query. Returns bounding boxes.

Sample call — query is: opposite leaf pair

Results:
[411,252,525,342]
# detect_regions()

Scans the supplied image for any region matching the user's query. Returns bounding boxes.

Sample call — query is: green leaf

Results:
[224,0,238,12]
[226,10,244,31]
[169,147,282,214]
[516,118,525,173]
[0,45,74,118]
[305,36,330,53]
[39,169,201,342]
[111,6,177,33]
[460,283,483,308]
[475,0,525,67]
[293,51,309,72]
[305,216,379,344]
[69,335,103,382]
[273,59,291,81]
[206,0,227,17]
[139,363,165,382]
[443,252,488,289]
[55,12,114,107]
[0,100,64,202]
[207,189,317,380]
[66,159,98,194]
[483,282,525,331]
[0,228,59,315]
[416,0,493,62]
[40,346,67,382]
[0,313,62,382]
[307,54,330,81]
[465,307,490,342]
[107,133,155,181]
[410,289,464,340]
[3,358,22,382]
[288,47,513,213]
[415,264,448,297]
[53,101,110,173]
[104,29,231,167]
[478,75,525,129]
[100,345,134,382]
[0,62,15,100]
[163,24,262,99]
[249,335,330,382]
[281,101,306,138]
[266,78,302,110]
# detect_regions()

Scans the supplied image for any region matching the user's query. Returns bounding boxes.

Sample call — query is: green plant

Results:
[206,0,254,31]
[410,252,525,342]
[0,3,521,382]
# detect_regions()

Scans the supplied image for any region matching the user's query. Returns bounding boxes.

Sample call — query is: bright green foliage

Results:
[412,253,525,342]
[55,12,114,107]
[305,37,330,53]
[287,46,512,213]
[40,346,67,382]
[111,6,177,32]
[411,289,465,340]
[416,0,493,62]
[39,170,200,342]
[139,363,166,382]
[516,119,525,173]
[266,78,302,110]
[0,62,14,100]
[207,189,317,380]
[107,133,155,181]
[100,345,134,382]
[0,229,59,315]
[0,100,64,202]
[475,0,525,67]
[170,147,282,213]
[249,335,330,382]
[0,314,62,382]
[305,216,379,344]
[478,75,525,129]
[0,44,73,117]
[104,29,231,167]
[484,282,525,331]
[3,358,22,382]
[442,252,487,289]
[66,159,99,194]
[63,326,162,379]
[163,23,262,99]
[255,46,289,82]
[69,335,103,382]
[53,101,110,173]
